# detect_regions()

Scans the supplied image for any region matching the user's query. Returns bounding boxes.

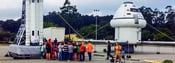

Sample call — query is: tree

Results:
[78,24,96,39]
[139,6,154,25]
[1,19,21,33]
[105,35,113,40]
[78,22,114,40]
[152,8,166,26]
[60,0,78,15]
[139,6,166,26]
[44,21,58,28]
[0,27,15,42]
[153,28,172,41]
[165,5,175,22]
[142,30,152,40]
[59,0,82,34]
[165,5,175,35]
[139,6,175,41]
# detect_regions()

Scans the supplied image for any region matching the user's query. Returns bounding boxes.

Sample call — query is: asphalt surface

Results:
[0,44,175,63]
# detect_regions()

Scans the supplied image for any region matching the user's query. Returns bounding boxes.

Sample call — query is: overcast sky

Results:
[0,0,175,20]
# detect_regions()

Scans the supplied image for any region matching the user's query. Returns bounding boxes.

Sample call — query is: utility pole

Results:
[94,9,99,40]
[93,9,99,53]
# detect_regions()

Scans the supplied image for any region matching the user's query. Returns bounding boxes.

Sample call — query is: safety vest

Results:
[87,43,93,53]
[115,45,121,55]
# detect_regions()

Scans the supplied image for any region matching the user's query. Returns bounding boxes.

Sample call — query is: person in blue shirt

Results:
[54,38,57,47]
[58,42,63,60]
[68,42,74,61]
[121,47,125,62]
[62,42,69,60]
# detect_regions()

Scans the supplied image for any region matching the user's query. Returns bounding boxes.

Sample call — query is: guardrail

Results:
[137,41,175,46]
[0,41,13,44]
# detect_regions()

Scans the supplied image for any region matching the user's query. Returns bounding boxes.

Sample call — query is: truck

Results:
[43,27,65,42]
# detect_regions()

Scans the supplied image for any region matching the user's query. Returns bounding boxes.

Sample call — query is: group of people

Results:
[40,38,125,62]
[106,41,125,63]
[40,38,94,62]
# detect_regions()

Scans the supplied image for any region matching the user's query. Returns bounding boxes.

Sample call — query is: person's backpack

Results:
[46,43,50,50]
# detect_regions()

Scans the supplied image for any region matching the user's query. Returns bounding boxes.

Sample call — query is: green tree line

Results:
[0,0,175,42]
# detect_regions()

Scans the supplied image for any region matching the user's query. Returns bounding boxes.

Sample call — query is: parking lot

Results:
[0,44,175,63]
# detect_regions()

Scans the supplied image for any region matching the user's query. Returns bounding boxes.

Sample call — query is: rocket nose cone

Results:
[110,1,147,28]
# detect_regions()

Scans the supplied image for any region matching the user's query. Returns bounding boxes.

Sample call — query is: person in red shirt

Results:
[80,41,86,61]
[46,38,52,60]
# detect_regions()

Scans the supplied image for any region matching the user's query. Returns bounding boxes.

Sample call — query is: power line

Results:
[147,23,175,41]
[85,23,110,38]
[57,13,84,39]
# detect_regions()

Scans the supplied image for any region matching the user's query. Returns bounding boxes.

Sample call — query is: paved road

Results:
[0,44,175,63]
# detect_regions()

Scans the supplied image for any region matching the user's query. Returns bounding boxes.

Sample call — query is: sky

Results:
[0,0,175,21]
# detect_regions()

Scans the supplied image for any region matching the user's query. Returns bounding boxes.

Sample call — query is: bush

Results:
[163,60,173,63]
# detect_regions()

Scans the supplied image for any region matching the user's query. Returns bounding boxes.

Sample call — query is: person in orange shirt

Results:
[115,42,122,62]
[87,41,94,61]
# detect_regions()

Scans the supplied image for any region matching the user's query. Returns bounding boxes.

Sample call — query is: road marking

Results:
[144,60,161,63]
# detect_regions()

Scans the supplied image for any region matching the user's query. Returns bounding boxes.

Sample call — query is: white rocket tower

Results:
[25,0,43,46]
[110,2,147,44]
[8,0,44,58]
